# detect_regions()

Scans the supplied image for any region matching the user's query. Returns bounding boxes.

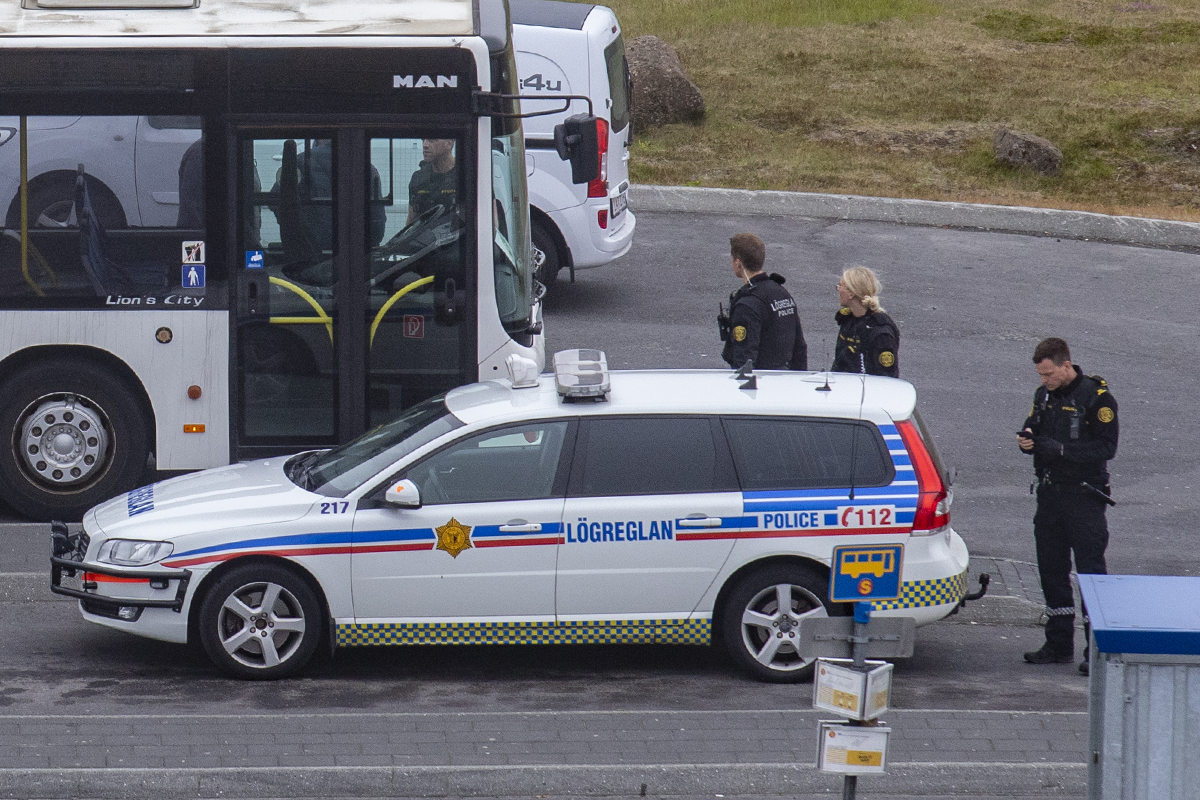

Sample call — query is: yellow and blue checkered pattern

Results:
[870,570,967,611]
[337,618,711,647]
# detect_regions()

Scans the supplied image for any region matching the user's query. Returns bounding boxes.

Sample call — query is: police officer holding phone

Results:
[1018,337,1118,674]
[717,233,807,371]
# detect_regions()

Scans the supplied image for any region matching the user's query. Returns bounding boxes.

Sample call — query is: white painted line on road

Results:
[0,763,1088,772]
[0,708,1087,720]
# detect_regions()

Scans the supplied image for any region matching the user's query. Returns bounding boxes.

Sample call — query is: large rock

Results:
[993,128,1063,176]
[626,35,706,128]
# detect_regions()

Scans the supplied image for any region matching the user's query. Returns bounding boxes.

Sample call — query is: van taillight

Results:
[896,419,950,535]
[587,118,610,198]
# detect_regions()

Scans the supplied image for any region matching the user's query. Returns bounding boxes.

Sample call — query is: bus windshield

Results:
[491,127,532,335]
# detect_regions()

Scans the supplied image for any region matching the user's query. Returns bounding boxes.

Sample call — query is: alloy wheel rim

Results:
[217,581,307,669]
[740,582,828,672]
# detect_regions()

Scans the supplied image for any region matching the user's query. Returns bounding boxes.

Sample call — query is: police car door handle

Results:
[499,521,542,533]
[677,517,722,528]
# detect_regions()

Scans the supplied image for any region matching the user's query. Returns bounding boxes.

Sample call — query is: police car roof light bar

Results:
[553,348,609,401]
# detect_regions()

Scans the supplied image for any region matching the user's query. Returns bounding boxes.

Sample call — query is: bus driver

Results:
[407,138,457,222]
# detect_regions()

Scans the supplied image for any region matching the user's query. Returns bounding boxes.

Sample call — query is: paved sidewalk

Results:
[0,708,1087,798]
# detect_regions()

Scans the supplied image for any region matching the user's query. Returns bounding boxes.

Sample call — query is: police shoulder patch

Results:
[839,307,851,316]
[732,326,747,342]
[879,351,895,368]
[1097,407,1115,424]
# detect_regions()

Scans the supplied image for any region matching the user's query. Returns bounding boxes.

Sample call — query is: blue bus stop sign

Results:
[830,544,904,603]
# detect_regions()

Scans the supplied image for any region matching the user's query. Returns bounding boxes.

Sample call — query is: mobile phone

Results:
[1016,430,1032,437]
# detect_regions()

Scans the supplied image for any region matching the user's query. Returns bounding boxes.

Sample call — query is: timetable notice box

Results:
[817,720,890,774]
[813,658,893,720]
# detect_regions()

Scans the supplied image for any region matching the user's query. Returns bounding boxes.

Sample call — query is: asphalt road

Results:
[545,210,1200,578]
[3,209,1198,796]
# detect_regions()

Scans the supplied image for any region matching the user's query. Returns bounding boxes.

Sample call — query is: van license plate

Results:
[610,190,628,218]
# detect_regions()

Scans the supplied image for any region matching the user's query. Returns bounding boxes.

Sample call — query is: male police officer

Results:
[1018,338,1118,674]
[718,233,808,371]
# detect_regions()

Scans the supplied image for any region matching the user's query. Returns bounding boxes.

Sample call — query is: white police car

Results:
[51,351,971,681]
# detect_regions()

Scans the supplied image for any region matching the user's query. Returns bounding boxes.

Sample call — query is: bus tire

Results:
[0,359,149,521]
[531,219,561,289]
[720,563,834,683]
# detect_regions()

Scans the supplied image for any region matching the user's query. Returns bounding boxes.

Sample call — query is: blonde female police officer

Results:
[718,233,808,371]
[831,266,899,378]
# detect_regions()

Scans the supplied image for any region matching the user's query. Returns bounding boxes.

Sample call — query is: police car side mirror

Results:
[385,478,421,508]
[553,114,601,185]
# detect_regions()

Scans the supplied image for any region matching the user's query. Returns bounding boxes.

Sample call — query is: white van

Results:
[512,0,635,288]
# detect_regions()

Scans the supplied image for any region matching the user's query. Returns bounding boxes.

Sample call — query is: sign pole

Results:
[813,545,904,797]
[842,601,873,800]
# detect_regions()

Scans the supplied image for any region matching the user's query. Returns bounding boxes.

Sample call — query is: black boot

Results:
[1024,644,1073,664]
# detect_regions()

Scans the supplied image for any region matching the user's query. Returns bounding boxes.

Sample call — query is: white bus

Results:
[0,0,594,520]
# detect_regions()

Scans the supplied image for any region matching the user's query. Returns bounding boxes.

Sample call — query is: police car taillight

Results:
[896,419,950,535]
[553,348,609,401]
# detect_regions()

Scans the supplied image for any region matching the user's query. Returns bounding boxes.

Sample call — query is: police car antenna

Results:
[817,347,833,392]
[736,360,756,391]
[847,375,867,501]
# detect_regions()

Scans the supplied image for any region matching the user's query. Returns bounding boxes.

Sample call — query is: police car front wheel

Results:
[198,563,323,680]
[721,564,834,683]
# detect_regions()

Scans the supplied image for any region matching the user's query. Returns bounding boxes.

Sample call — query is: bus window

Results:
[0,115,212,302]
[366,136,468,428]
[238,135,338,443]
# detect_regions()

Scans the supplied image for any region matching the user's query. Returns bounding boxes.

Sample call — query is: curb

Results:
[630,184,1200,250]
[0,762,1087,799]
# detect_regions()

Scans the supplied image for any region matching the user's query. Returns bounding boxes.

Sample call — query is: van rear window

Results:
[722,417,895,491]
[604,35,630,134]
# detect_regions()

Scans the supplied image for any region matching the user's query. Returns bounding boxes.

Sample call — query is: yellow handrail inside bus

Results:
[268,275,332,343]
[369,275,434,347]
[18,115,34,295]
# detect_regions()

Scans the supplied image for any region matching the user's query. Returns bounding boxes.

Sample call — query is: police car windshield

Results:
[295,396,463,497]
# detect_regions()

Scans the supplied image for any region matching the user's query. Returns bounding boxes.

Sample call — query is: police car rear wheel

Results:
[722,564,832,683]
[198,564,322,680]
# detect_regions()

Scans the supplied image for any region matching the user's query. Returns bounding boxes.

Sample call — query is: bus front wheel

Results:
[0,360,149,521]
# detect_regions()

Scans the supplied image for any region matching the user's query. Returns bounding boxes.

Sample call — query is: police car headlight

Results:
[95,540,173,566]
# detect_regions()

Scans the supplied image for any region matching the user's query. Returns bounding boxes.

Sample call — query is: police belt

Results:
[1036,477,1116,506]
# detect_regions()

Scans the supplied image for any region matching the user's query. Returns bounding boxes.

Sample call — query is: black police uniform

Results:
[408,162,458,217]
[1021,366,1118,663]
[831,308,900,378]
[719,272,808,370]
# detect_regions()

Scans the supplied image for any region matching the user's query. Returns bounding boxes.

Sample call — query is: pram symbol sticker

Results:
[182,241,205,264]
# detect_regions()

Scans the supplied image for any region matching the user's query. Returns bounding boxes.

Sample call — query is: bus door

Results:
[234,128,473,456]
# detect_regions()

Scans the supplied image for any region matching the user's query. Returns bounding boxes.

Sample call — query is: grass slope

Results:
[599,0,1200,220]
